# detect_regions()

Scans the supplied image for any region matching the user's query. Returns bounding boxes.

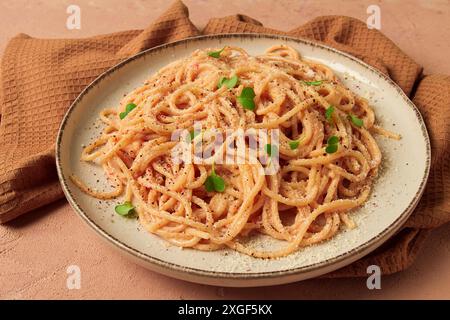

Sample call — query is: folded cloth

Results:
[0,0,448,277]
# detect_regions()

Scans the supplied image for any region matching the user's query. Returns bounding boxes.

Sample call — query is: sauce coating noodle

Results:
[72,45,398,258]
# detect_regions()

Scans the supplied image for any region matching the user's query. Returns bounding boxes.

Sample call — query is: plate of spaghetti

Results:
[56,34,430,287]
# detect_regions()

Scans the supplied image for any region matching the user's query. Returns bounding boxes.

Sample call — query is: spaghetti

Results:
[72,45,399,258]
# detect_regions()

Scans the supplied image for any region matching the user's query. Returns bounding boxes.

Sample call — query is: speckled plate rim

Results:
[56,33,431,286]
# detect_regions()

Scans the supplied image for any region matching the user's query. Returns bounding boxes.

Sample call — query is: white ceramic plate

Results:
[56,34,430,287]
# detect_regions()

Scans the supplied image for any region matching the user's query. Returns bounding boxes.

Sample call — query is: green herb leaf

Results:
[327,135,339,145]
[265,143,278,157]
[303,80,323,86]
[325,144,338,154]
[211,174,225,192]
[207,47,225,58]
[119,103,137,120]
[204,165,226,193]
[186,130,200,143]
[325,135,339,154]
[218,77,226,88]
[289,140,300,150]
[218,75,239,89]
[237,87,256,111]
[126,103,136,112]
[325,105,335,123]
[348,114,364,127]
[204,176,215,192]
[115,201,135,216]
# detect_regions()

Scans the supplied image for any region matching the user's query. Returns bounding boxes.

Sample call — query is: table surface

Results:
[1,0,449,299]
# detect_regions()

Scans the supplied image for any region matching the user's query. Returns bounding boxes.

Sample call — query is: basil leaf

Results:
[289,140,300,150]
[265,144,272,156]
[240,87,256,99]
[348,114,364,127]
[327,135,339,145]
[115,202,135,216]
[204,173,225,193]
[204,176,215,192]
[125,103,136,113]
[303,80,323,86]
[207,47,225,58]
[238,97,255,110]
[186,130,200,143]
[325,144,338,154]
[119,103,137,120]
[325,135,339,154]
[265,143,278,157]
[211,174,225,192]
[119,112,127,120]
[218,77,227,88]
[325,105,334,123]
[218,75,239,89]
[237,87,256,111]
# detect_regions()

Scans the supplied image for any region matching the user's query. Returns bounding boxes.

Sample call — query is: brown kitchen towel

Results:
[0,0,449,277]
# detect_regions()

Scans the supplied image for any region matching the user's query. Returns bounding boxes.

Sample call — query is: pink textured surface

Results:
[1,0,449,299]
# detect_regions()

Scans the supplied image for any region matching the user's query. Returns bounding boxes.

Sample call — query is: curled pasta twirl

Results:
[71,45,399,258]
